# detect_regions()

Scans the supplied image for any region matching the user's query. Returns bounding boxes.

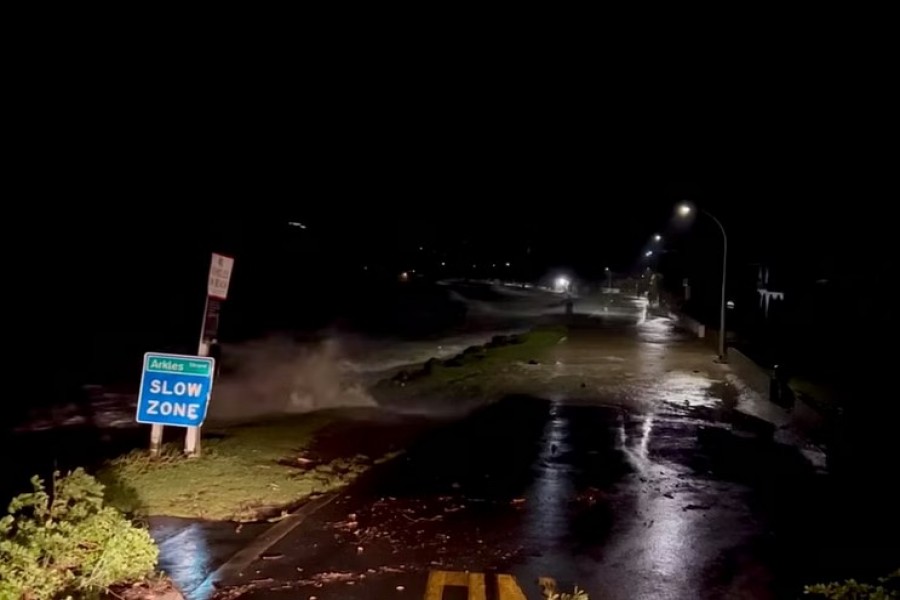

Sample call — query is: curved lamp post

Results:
[679,203,728,361]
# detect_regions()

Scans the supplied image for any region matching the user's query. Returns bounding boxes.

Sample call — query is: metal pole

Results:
[184,295,210,457]
[719,228,728,359]
[703,210,728,361]
[149,423,163,457]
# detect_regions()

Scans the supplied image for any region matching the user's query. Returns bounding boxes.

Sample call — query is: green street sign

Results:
[145,355,213,377]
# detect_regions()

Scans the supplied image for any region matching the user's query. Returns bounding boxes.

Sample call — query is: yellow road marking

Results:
[469,573,486,599]
[424,570,447,600]
[497,574,527,599]
[424,570,487,600]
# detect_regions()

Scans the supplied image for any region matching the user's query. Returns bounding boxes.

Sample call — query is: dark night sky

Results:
[8,67,893,394]
[24,131,890,296]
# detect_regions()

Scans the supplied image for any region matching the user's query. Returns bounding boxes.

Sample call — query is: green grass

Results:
[99,413,373,521]
[380,326,567,391]
[431,326,566,383]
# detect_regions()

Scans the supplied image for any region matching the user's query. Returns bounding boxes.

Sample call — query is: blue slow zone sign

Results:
[136,353,215,427]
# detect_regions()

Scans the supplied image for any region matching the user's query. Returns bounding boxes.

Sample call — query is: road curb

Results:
[202,491,341,588]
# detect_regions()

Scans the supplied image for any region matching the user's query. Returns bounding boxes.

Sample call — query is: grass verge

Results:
[99,413,382,521]
[434,326,567,383]
[377,326,568,390]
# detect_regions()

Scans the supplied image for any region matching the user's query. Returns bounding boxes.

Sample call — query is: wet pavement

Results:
[209,298,898,599]
[215,398,795,599]
[153,518,269,600]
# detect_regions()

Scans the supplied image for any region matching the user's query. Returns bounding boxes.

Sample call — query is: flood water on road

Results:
[219,386,892,600]
[211,295,898,599]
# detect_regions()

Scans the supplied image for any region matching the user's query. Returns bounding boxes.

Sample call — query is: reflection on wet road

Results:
[222,393,811,599]
[153,518,267,600]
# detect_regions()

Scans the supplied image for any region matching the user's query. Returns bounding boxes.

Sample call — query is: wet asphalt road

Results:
[219,400,811,599]
[215,299,898,599]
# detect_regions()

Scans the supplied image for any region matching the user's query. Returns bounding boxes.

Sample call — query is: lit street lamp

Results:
[653,234,662,242]
[554,276,571,293]
[678,202,728,361]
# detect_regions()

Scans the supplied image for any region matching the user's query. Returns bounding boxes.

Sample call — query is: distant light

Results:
[419,246,424,251]
[727,300,735,309]
[363,265,368,270]
[653,234,662,242]
[441,261,446,266]
[288,222,307,229]
[554,276,570,293]
[492,263,496,268]
[472,264,477,268]
[505,262,511,267]
[677,204,692,217]
[645,250,653,257]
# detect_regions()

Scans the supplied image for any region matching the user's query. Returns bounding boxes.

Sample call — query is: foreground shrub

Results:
[0,469,158,600]
[805,569,900,599]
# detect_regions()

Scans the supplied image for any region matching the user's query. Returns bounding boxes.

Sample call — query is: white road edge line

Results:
[201,492,342,590]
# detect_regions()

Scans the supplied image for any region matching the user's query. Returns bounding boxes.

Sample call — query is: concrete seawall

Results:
[667,308,828,448]
[668,311,706,338]
[728,348,771,397]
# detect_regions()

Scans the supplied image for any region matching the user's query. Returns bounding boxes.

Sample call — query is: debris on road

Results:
[573,487,605,506]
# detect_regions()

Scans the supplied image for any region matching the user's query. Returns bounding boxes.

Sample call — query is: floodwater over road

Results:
[218,397,821,599]
[212,294,896,599]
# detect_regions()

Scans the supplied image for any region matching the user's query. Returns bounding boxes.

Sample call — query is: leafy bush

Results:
[538,577,589,600]
[0,469,158,600]
[546,589,589,600]
[805,569,900,599]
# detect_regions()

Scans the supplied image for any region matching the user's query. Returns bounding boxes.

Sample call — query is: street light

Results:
[678,201,728,361]
[653,234,662,242]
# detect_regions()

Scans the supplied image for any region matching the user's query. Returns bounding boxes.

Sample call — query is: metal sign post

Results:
[184,253,234,457]
[146,253,233,457]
